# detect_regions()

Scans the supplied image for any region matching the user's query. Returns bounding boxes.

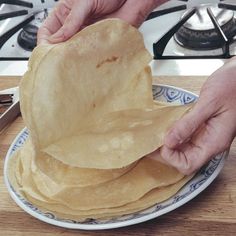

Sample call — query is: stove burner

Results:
[16,9,51,51]
[17,24,38,51]
[174,4,236,50]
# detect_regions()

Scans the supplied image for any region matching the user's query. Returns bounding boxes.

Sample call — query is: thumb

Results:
[164,97,216,148]
[49,0,94,43]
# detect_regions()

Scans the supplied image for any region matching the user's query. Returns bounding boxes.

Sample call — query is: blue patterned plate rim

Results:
[153,83,198,97]
[4,84,226,230]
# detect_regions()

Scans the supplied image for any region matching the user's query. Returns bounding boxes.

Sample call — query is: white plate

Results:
[4,85,226,230]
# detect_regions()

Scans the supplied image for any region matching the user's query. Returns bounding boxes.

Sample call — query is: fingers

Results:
[37,1,70,45]
[49,0,94,43]
[38,0,94,44]
[37,26,51,45]
[37,0,169,45]
[160,142,209,175]
[37,14,62,44]
[160,145,191,175]
[161,60,236,175]
[107,0,163,28]
[164,94,218,149]
[194,112,235,158]
[161,111,236,175]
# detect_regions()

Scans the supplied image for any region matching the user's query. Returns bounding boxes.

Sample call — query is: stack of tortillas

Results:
[8,19,194,220]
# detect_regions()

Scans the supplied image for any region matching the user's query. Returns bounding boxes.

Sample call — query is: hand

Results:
[37,0,167,44]
[160,58,236,175]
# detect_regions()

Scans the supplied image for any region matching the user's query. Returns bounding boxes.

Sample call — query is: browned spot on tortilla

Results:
[96,56,118,68]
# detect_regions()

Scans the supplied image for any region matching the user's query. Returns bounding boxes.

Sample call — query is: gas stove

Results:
[0,0,57,75]
[140,0,236,76]
[0,0,236,76]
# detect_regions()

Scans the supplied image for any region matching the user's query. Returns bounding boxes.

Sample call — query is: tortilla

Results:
[20,19,192,169]
[6,19,194,221]
[16,138,137,189]
[44,104,191,168]
[8,154,192,220]
[11,139,184,209]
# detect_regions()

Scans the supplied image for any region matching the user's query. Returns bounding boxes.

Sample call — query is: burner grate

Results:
[1,0,236,60]
[0,15,35,50]
[0,0,58,60]
[145,0,236,60]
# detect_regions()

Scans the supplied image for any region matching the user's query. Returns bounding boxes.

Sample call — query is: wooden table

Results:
[0,76,236,236]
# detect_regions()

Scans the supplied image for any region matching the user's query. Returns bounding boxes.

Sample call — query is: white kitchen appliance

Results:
[0,0,236,76]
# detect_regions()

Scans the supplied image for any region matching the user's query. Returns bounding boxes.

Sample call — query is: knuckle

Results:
[54,0,74,21]
[169,128,185,144]
[56,5,70,19]
[170,118,196,145]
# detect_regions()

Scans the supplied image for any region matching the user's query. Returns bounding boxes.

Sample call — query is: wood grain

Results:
[0,76,20,91]
[0,76,236,236]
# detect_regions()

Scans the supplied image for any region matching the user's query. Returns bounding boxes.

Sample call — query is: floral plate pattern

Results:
[4,85,226,230]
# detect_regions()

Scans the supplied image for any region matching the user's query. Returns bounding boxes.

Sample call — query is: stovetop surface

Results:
[0,0,234,76]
